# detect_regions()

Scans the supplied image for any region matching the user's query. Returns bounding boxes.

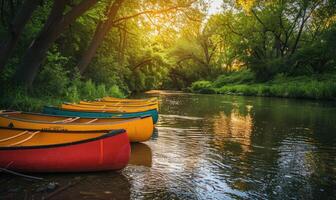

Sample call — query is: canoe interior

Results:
[0,129,108,147]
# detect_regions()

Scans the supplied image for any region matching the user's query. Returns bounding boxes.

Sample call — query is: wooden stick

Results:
[0,131,29,142]
[0,167,43,180]
[42,179,81,200]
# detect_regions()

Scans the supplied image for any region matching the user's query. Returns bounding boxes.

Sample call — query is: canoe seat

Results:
[0,131,29,142]
[8,131,40,147]
[85,118,98,124]
[52,117,80,123]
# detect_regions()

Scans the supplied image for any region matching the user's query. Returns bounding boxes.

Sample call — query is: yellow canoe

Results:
[0,111,154,142]
[102,97,158,103]
[79,100,159,109]
[61,103,157,113]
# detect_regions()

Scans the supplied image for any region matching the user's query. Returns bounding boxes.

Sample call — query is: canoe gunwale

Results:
[0,129,126,150]
[102,97,157,101]
[79,102,158,107]
[0,112,153,126]
[60,107,158,114]
[61,104,158,113]
[43,106,159,124]
[1,109,146,119]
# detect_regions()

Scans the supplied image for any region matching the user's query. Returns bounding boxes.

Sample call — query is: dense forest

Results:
[0,0,336,110]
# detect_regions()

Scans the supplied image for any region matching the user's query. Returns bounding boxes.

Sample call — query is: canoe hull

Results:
[79,101,159,109]
[102,97,157,103]
[0,132,130,172]
[43,106,159,124]
[61,103,158,113]
[0,113,154,142]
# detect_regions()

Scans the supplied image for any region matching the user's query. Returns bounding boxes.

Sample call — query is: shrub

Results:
[65,85,80,102]
[213,70,255,87]
[190,81,216,94]
[107,85,125,98]
[34,51,70,96]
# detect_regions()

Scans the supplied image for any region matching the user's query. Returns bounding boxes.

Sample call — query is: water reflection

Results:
[2,92,336,199]
[129,143,152,167]
[211,109,253,153]
[134,92,336,199]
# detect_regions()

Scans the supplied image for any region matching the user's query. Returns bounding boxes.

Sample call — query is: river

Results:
[1,91,336,199]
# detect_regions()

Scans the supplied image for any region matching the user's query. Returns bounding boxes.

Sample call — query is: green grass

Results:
[0,81,125,112]
[191,71,336,100]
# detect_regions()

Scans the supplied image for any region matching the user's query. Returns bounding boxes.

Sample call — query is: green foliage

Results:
[1,0,336,106]
[191,72,336,100]
[0,80,125,111]
[291,24,336,74]
[191,81,216,94]
[78,80,125,100]
[35,51,70,96]
[213,70,255,87]
[0,87,63,112]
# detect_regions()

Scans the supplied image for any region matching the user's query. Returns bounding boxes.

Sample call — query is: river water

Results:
[1,91,336,199]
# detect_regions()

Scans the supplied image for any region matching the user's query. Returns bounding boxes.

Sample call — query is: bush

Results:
[34,51,70,96]
[0,87,62,111]
[213,70,255,87]
[0,79,125,111]
[74,80,125,101]
[190,81,216,94]
[107,85,124,98]
[249,58,287,81]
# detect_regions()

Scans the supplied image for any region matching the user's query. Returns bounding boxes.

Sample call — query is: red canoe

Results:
[0,129,130,172]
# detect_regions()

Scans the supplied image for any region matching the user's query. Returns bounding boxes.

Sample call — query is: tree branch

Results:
[131,58,153,71]
[113,2,195,24]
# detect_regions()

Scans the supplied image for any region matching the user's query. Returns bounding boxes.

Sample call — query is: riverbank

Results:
[0,81,124,112]
[190,70,336,100]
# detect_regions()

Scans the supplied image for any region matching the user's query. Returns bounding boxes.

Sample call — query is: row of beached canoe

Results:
[0,97,159,172]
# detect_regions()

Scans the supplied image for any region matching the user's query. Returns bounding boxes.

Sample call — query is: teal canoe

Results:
[43,106,159,124]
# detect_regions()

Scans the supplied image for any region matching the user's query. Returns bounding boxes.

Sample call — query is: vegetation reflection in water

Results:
[1,92,336,199]
[126,91,336,199]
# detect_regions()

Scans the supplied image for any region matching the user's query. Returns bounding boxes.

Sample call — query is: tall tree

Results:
[78,0,196,74]
[77,0,125,74]
[0,0,40,72]
[14,0,98,88]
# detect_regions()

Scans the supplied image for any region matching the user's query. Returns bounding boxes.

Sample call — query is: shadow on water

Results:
[0,171,130,199]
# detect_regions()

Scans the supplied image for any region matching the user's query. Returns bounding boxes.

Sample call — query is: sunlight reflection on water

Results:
[2,92,335,200]
[125,92,336,199]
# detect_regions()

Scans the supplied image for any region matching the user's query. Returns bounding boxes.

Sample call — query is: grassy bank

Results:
[190,70,336,100]
[0,80,125,112]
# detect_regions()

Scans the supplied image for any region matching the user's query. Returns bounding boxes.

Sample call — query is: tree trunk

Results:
[0,0,40,72]
[291,9,307,55]
[14,0,98,88]
[77,0,124,74]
